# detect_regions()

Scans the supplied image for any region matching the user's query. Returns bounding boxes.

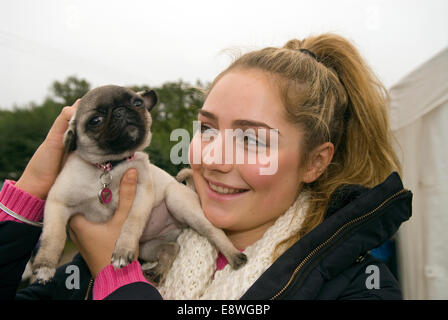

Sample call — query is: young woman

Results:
[0,33,412,300]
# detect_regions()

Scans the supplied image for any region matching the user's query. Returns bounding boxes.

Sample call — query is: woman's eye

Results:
[200,123,209,133]
[244,136,257,145]
[133,99,143,107]
[243,136,266,148]
[89,116,103,126]
[200,123,219,140]
[235,131,267,149]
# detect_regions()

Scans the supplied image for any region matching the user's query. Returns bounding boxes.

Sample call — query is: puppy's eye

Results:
[133,99,143,107]
[89,116,103,126]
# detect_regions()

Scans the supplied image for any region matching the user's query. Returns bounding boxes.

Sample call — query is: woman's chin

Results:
[203,208,237,230]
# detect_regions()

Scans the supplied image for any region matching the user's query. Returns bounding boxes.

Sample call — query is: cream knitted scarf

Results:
[156,191,310,300]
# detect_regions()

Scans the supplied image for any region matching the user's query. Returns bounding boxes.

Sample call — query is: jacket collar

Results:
[241,172,413,299]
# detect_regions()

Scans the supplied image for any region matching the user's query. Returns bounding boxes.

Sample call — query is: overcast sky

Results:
[1,0,447,109]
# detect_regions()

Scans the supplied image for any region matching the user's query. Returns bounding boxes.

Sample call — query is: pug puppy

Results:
[32,85,247,284]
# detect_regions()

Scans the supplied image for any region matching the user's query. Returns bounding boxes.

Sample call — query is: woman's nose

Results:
[201,131,234,173]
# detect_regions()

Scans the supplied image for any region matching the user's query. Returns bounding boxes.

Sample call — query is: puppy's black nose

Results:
[113,107,126,119]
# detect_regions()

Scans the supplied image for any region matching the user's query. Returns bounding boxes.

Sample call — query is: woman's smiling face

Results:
[189,68,309,248]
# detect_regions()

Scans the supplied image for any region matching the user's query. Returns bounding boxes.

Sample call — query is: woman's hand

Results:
[16,100,79,199]
[68,169,139,278]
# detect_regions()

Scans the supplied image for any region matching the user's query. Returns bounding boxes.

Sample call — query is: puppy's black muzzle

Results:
[113,107,126,120]
[102,107,146,154]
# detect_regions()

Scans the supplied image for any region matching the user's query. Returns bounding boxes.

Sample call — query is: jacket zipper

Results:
[84,278,93,300]
[270,188,408,300]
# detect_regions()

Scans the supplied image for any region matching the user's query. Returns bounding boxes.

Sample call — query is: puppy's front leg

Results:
[111,185,154,269]
[33,200,71,283]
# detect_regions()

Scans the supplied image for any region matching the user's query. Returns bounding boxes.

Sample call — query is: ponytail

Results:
[282,34,402,250]
[302,34,401,185]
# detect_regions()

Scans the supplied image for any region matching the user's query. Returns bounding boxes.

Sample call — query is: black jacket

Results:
[0,172,412,300]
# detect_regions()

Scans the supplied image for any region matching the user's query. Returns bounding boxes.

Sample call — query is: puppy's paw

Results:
[141,261,158,271]
[175,168,193,183]
[143,269,163,285]
[33,266,56,284]
[229,252,248,270]
[142,262,166,285]
[111,242,137,269]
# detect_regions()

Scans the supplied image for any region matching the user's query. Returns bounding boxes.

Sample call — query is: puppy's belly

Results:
[139,200,182,242]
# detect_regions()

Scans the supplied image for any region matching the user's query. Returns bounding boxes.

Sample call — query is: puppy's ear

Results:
[138,89,158,111]
[63,114,77,152]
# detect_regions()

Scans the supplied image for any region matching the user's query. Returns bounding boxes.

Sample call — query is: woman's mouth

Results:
[208,181,247,194]
[204,178,249,200]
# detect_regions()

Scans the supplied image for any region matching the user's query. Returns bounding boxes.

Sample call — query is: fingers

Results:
[111,168,139,226]
[52,99,80,134]
[61,99,79,119]
[68,213,90,247]
[45,99,80,142]
[68,218,79,242]
[69,213,86,231]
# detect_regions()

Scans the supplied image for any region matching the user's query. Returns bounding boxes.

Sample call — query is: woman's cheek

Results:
[242,150,301,204]
[240,146,281,190]
[239,162,277,195]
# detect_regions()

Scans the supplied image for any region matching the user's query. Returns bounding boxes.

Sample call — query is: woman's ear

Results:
[302,142,334,183]
[63,113,77,152]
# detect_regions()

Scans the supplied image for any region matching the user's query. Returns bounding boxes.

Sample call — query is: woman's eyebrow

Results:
[198,110,280,135]
[233,120,280,135]
[198,110,217,121]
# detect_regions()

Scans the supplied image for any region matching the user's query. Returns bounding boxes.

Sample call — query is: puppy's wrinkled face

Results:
[65,85,157,163]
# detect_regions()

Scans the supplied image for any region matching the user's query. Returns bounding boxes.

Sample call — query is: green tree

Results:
[51,76,90,106]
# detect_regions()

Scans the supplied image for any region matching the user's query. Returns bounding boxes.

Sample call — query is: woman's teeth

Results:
[208,182,246,194]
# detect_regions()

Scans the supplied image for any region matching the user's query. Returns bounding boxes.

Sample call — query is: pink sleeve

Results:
[93,260,152,300]
[0,180,45,223]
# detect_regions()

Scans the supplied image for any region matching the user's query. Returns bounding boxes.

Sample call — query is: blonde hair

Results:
[207,33,401,259]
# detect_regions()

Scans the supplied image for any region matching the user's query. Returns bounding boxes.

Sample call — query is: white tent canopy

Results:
[390,47,448,299]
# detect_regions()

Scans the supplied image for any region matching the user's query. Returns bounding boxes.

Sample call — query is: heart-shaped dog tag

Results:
[99,187,112,204]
